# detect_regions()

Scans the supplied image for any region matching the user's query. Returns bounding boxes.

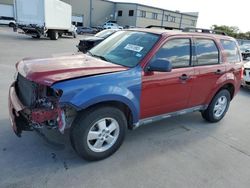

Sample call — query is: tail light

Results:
[241,66,244,80]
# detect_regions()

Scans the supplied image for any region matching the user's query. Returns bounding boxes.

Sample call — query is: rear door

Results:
[220,39,242,89]
[140,37,195,119]
[188,37,226,107]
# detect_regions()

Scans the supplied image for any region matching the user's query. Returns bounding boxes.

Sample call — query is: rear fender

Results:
[204,77,236,105]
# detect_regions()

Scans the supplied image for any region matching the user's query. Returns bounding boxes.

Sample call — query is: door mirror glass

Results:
[147,59,172,72]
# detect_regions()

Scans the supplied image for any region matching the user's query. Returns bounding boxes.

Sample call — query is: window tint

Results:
[152,38,191,68]
[118,10,123,17]
[140,10,146,18]
[196,39,219,65]
[152,13,158,20]
[221,40,241,63]
[129,10,134,16]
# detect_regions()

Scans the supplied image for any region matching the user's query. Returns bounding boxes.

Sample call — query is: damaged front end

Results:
[9,73,75,137]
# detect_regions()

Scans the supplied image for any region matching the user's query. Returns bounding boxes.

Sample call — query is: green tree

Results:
[211,25,239,38]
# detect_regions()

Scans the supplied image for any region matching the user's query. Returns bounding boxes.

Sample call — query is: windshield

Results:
[89,31,160,67]
[95,29,116,38]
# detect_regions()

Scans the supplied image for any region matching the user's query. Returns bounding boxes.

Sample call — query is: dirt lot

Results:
[1,26,250,188]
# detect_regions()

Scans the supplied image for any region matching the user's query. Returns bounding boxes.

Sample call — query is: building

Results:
[0,0,198,29]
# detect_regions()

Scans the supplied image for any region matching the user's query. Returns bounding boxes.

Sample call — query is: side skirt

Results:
[133,105,207,129]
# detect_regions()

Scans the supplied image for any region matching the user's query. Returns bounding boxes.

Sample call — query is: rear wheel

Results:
[71,106,127,161]
[32,35,40,39]
[201,89,231,122]
[49,30,59,40]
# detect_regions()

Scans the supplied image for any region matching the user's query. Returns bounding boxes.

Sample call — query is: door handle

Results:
[179,74,190,81]
[214,69,224,75]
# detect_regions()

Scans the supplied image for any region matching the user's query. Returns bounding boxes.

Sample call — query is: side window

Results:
[221,39,241,63]
[151,38,191,68]
[195,39,219,65]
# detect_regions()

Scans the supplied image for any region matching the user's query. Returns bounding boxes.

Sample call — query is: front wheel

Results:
[71,106,127,161]
[201,89,231,123]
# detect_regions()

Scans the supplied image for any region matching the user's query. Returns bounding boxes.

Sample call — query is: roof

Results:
[128,28,236,40]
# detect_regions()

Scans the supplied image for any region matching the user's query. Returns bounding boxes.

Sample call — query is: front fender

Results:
[52,67,142,123]
[70,85,140,122]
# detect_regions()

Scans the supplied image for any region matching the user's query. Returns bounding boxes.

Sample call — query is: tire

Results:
[201,89,231,123]
[32,35,40,39]
[49,30,59,40]
[71,106,127,161]
[8,22,15,27]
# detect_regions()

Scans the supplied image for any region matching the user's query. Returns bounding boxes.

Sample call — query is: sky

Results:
[112,0,250,32]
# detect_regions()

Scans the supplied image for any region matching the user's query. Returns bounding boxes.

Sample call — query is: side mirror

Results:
[146,59,172,72]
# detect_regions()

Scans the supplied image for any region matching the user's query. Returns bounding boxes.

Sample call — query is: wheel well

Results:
[83,101,134,130]
[219,83,235,100]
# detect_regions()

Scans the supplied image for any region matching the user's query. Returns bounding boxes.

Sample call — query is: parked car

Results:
[9,28,243,161]
[240,44,250,60]
[92,26,104,32]
[103,22,123,29]
[76,27,98,35]
[242,61,250,87]
[0,16,15,27]
[77,29,118,53]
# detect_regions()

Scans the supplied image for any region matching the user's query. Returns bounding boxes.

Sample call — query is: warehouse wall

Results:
[115,3,137,27]
[0,0,198,28]
[91,0,114,26]
[136,5,162,28]
[62,0,89,26]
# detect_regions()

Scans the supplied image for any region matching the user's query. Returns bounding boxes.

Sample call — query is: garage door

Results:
[0,4,14,17]
[72,15,83,26]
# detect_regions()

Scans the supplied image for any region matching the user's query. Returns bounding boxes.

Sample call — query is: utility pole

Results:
[179,14,183,29]
[89,0,93,27]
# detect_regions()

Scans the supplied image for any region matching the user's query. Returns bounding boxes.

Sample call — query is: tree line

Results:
[212,25,250,40]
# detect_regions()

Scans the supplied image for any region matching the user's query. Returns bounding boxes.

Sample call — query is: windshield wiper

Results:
[96,55,108,62]
[88,52,109,62]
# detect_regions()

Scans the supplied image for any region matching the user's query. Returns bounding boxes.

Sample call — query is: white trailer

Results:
[14,0,76,40]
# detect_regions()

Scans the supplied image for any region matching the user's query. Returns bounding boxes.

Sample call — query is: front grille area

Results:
[16,74,38,107]
[246,81,250,85]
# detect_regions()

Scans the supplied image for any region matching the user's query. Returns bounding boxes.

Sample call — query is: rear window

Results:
[195,39,219,65]
[221,40,241,63]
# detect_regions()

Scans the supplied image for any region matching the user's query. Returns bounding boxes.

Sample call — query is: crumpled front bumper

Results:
[8,83,29,137]
[8,82,67,137]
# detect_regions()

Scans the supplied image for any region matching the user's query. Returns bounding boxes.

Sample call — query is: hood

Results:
[244,61,250,69]
[17,53,128,86]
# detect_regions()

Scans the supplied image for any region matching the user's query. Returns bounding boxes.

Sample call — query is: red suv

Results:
[9,28,243,160]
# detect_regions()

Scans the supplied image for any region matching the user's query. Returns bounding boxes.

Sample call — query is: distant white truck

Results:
[14,0,77,40]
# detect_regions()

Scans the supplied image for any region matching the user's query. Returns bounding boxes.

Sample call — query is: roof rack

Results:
[145,25,227,36]
[146,25,182,30]
[183,27,227,36]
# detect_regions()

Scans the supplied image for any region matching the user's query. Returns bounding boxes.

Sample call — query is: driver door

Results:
[140,37,195,119]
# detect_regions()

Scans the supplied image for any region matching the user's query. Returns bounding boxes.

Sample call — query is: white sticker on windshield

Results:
[124,44,144,52]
